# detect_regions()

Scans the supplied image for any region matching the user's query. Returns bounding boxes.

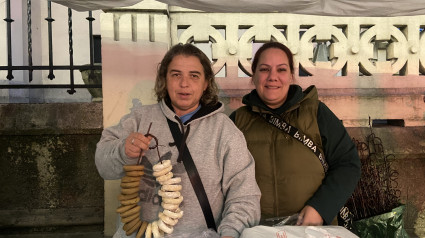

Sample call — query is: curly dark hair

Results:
[251,41,295,77]
[154,43,219,106]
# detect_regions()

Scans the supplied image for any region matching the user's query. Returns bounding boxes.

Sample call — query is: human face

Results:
[252,48,293,109]
[166,55,208,117]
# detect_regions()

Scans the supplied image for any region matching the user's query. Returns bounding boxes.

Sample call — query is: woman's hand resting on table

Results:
[296,205,323,226]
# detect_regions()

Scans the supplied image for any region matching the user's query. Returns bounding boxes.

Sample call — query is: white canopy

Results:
[51,0,425,17]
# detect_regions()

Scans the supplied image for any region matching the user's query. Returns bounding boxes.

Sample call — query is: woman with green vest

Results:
[230,41,361,226]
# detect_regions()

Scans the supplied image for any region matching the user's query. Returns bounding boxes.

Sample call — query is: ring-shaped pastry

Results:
[161,202,180,211]
[158,190,181,198]
[162,184,182,191]
[158,212,178,226]
[153,160,171,171]
[163,209,184,219]
[151,221,160,238]
[158,219,174,234]
[156,171,173,183]
[153,165,173,177]
[162,196,183,205]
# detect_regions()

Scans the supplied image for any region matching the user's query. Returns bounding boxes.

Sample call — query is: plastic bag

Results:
[352,205,410,238]
[240,225,359,238]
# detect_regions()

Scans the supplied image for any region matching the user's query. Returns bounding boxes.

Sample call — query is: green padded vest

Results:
[235,86,325,219]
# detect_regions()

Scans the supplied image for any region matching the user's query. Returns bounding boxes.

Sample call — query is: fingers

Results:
[296,215,303,225]
[125,132,153,159]
[296,208,306,226]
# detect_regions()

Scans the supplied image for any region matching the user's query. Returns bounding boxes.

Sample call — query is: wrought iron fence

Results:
[0,0,101,95]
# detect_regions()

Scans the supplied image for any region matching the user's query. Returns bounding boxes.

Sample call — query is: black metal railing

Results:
[0,0,101,94]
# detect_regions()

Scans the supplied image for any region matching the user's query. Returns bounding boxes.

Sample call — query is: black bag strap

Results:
[166,118,217,231]
[261,113,329,173]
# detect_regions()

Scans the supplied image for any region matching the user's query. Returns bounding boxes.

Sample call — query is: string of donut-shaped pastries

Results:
[115,126,184,237]
[150,159,184,237]
[115,160,184,238]
[116,164,145,236]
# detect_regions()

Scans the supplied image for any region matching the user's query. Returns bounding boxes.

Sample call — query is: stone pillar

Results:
[99,0,170,235]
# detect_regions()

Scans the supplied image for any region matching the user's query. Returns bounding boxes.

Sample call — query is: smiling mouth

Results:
[265,86,280,89]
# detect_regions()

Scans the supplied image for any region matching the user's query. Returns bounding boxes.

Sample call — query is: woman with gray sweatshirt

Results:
[95,43,261,238]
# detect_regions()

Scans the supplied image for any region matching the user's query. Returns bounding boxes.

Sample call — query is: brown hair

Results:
[154,43,218,106]
[251,41,295,77]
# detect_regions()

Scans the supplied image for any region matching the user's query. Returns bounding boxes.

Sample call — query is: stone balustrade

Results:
[101,2,425,127]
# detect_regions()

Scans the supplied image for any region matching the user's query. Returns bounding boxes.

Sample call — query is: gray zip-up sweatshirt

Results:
[95,99,261,238]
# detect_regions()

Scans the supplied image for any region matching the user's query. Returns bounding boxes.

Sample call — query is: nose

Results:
[268,68,278,81]
[179,74,189,87]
